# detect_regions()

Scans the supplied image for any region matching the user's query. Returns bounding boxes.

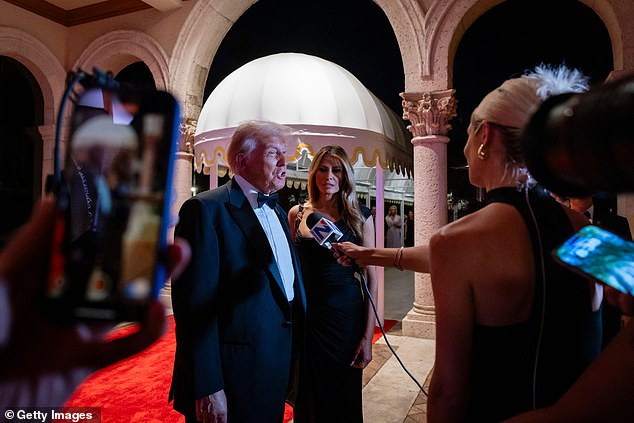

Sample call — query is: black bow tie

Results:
[257,192,279,208]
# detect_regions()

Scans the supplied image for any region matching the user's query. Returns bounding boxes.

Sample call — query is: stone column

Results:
[400,89,456,339]
[159,117,195,310]
[38,123,57,197]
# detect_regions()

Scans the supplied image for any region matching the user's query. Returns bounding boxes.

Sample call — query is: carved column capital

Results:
[401,89,456,138]
[178,117,197,154]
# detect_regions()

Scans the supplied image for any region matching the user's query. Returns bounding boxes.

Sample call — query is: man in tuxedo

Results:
[169,120,306,423]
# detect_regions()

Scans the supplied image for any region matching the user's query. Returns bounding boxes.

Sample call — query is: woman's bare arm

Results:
[333,242,430,273]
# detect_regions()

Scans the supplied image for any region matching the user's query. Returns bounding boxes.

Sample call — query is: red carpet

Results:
[66,316,396,422]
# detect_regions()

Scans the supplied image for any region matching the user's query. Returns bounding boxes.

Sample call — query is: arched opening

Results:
[197,0,407,212]
[204,0,404,115]
[449,0,613,218]
[116,61,156,90]
[0,56,44,246]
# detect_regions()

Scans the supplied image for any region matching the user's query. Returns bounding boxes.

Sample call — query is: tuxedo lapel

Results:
[225,180,288,304]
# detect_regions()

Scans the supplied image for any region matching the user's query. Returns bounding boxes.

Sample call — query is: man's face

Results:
[239,137,287,194]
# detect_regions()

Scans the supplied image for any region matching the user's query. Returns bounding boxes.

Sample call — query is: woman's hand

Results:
[350,336,373,369]
[332,241,372,267]
[604,285,634,316]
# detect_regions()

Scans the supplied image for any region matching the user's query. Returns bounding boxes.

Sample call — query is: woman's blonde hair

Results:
[471,64,589,183]
[307,145,364,240]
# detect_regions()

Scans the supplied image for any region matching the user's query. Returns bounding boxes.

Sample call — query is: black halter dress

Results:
[465,187,602,422]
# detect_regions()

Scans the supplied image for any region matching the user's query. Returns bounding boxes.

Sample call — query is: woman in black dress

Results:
[288,145,377,422]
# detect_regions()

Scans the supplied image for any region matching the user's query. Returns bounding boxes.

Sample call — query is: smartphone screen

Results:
[45,85,180,322]
[553,225,634,295]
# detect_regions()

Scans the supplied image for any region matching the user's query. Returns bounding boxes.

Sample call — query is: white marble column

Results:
[400,89,456,339]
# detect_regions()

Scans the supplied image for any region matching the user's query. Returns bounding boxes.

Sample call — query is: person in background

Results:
[384,205,402,248]
[0,199,190,408]
[559,194,631,240]
[404,209,415,247]
[169,120,306,423]
[333,65,601,422]
[288,145,377,423]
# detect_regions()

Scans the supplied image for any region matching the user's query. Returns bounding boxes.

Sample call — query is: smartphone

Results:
[553,225,634,295]
[45,84,180,322]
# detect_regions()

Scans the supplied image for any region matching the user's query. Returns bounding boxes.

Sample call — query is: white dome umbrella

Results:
[194,52,412,177]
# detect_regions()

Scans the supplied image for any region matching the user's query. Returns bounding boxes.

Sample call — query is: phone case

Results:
[45,86,180,322]
[553,225,634,295]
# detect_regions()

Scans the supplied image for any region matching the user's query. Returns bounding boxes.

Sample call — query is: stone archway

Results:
[169,0,430,120]
[73,29,170,91]
[0,26,65,196]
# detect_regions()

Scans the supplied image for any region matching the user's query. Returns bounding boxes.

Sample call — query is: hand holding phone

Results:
[45,83,180,322]
[553,225,634,295]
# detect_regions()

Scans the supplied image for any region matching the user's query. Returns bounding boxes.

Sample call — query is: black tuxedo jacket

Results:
[169,178,306,422]
[595,213,632,241]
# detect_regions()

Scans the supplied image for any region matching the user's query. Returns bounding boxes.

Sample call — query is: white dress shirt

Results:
[235,175,294,301]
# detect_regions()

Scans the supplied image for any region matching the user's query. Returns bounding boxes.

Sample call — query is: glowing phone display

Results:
[554,225,634,295]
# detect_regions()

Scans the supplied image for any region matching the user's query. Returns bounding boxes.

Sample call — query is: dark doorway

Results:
[0,56,44,247]
[116,61,156,90]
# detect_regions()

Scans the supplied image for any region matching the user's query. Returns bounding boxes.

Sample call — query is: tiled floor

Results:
[362,321,433,423]
[360,268,435,423]
[286,267,433,422]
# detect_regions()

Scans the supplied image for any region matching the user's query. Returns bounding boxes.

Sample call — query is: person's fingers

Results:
[167,237,191,281]
[82,301,166,369]
[333,241,355,256]
[0,199,56,282]
[196,399,203,421]
[0,199,58,314]
[605,286,634,316]
[604,286,622,307]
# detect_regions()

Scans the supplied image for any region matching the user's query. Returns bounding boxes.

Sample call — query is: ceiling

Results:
[6,0,185,26]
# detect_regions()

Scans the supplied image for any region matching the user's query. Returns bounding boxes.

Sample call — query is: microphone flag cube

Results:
[309,216,343,247]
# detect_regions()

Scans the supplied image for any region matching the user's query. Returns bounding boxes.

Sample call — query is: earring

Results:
[477,144,488,160]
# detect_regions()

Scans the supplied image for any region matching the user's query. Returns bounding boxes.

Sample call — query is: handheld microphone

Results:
[306,211,343,250]
[307,211,361,273]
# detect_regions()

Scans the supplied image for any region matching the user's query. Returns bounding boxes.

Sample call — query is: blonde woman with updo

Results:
[333,65,601,422]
